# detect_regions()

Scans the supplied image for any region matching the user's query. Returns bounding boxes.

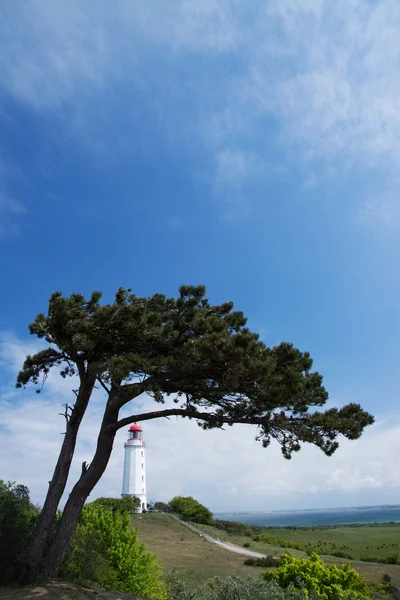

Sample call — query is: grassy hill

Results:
[131,513,262,587]
[132,513,400,588]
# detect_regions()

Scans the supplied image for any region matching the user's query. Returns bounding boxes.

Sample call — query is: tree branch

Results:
[97,377,111,395]
[114,407,270,432]
[58,403,73,434]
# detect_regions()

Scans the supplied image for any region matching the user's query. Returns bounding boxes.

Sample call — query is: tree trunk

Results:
[23,379,95,579]
[43,400,119,578]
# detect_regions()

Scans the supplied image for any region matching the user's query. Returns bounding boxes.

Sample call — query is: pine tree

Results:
[17,285,374,578]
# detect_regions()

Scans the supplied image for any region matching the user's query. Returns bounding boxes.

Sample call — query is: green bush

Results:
[360,553,400,565]
[170,574,391,600]
[331,551,353,560]
[91,495,140,514]
[170,575,312,599]
[0,480,38,582]
[254,532,310,553]
[244,556,282,568]
[62,502,167,599]
[263,552,377,599]
[154,501,170,512]
[213,519,255,537]
[169,496,212,524]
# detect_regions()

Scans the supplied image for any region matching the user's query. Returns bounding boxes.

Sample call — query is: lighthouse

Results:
[122,423,147,512]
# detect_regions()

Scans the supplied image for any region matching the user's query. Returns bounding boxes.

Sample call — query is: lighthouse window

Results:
[141,463,144,469]
[142,488,145,493]
[142,476,144,482]
[141,451,144,457]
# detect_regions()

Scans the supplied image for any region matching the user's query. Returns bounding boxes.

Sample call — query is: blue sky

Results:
[1,0,400,513]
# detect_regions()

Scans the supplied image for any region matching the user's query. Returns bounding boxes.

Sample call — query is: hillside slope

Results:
[132,513,400,588]
[131,513,263,587]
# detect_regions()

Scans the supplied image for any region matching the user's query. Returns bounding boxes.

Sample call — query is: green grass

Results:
[132,514,400,588]
[131,513,264,588]
[196,520,400,562]
[259,524,400,561]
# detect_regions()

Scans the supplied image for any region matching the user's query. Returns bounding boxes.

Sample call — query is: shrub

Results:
[384,552,400,565]
[331,551,353,560]
[154,501,170,512]
[244,556,282,568]
[360,553,400,565]
[213,519,255,537]
[0,480,38,582]
[169,496,212,524]
[171,572,391,600]
[254,532,310,553]
[170,575,311,599]
[92,495,140,514]
[243,542,251,548]
[263,552,374,600]
[62,502,167,599]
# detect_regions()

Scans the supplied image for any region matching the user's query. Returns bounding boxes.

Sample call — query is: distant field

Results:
[131,513,263,587]
[197,520,400,562]
[265,524,400,562]
[132,513,400,588]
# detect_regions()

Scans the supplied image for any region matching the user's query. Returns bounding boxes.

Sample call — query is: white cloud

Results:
[0,332,80,399]
[3,0,400,218]
[252,0,400,168]
[1,332,399,513]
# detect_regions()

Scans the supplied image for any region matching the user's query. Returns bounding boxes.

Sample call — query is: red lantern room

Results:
[128,423,143,441]
[129,423,142,432]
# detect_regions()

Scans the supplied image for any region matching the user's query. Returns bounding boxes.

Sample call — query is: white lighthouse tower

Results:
[122,423,147,512]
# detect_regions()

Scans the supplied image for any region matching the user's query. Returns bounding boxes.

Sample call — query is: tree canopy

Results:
[17,285,374,578]
[91,495,140,514]
[169,496,213,524]
[18,285,373,457]
[0,481,38,582]
[153,501,170,512]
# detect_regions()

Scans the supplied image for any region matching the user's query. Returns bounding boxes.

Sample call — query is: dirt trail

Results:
[168,513,267,558]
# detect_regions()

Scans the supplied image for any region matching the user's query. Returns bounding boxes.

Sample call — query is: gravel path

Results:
[168,514,266,559]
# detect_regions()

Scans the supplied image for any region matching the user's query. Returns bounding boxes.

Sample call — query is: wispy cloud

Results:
[2,1,400,217]
[247,1,400,167]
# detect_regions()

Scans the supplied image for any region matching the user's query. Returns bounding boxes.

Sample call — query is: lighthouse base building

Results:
[122,423,147,512]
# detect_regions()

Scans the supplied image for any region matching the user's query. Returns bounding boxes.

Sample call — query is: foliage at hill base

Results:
[212,519,255,537]
[263,552,391,599]
[244,556,282,568]
[170,573,392,600]
[91,495,141,514]
[170,576,308,599]
[0,480,38,583]
[61,502,167,600]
